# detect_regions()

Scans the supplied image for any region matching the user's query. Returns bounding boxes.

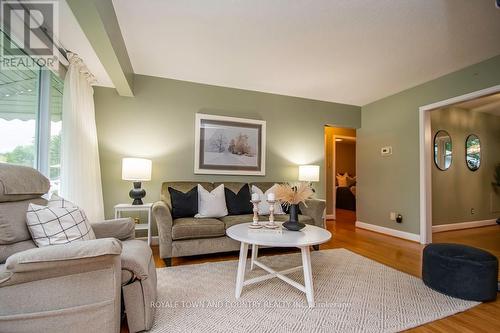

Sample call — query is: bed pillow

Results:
[347,176,357,187]
[195,184,228,218]
[224,184,253,215]
[336,173,349,187]
[26,200,96,247]
[251,184,285,215]
[168,186,198,219]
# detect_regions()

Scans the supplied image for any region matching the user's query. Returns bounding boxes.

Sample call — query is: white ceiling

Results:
[110,0,500,106]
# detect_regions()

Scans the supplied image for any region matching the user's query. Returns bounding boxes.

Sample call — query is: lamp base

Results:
[129,182,146,205]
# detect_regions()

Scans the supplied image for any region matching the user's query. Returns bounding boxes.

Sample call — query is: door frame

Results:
[331,134,356,220]
[418,84,500,244]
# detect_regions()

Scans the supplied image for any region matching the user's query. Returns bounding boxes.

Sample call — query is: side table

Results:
[114,203,153,245]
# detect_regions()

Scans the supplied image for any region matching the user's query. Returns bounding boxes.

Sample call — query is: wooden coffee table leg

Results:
[235,242,249,299]
[250,244,259,271]
[300,246,315,307]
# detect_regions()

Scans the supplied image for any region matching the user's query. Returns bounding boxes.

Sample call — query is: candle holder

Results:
[265,200,279,229]
[249,200,262,229]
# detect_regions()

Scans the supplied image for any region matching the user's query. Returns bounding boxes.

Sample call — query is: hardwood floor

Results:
[146,209,499,332]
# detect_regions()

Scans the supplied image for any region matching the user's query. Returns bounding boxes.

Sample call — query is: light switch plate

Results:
[381,146,392,156]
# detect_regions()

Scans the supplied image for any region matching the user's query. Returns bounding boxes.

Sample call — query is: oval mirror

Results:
[466,134,481,171]
[434,130,452,171]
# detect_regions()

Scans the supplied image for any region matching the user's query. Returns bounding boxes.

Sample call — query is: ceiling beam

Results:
[66,0,134,97]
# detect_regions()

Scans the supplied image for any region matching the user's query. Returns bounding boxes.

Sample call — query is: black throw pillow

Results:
[224,184,253,215]
[168,186,198,219]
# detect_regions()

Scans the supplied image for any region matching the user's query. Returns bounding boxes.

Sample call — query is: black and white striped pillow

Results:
[26,195,96,247]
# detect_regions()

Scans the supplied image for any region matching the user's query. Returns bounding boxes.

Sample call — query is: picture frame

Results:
[194,113,266,175]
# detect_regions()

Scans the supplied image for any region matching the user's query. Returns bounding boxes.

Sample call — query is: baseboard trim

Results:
[355,221,420,242]
[432,219,497,233]
[136,236,159,246]
[326,214,335,220]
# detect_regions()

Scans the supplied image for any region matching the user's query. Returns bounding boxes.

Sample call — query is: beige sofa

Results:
[153,181,326,266]
[0,164,156,333]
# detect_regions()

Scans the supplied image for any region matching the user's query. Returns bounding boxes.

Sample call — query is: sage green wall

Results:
[358,55,500,235]
[431,107,500,225]
[94,74,360,234]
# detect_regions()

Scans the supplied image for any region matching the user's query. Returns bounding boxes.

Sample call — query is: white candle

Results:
[251,193,259,201]
[267,193,275,201]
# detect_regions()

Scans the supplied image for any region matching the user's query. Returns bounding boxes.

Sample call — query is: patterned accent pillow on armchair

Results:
[26,195,96,247]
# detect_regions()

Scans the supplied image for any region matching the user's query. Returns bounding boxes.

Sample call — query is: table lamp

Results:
[122,158,152,205]
[298,165,320,192]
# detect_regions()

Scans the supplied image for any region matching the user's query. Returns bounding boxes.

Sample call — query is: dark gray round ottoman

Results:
[422,243,498,302]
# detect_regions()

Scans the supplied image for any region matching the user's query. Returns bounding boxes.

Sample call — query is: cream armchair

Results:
[0,164,157,333]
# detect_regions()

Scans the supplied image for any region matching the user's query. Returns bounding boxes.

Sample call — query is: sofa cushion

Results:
[217,183,253,215]
[219,214,314,229]
[0,198,47,245]
[172,218,225,240]
[220,214,257,229]
[168,186,198,219]
[0,164,50,202]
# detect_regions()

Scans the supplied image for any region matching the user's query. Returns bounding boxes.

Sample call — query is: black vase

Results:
[282,204,306,231]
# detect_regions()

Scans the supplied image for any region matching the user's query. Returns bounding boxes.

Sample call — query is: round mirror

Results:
[466,134,481,171]
[434,130,452,171]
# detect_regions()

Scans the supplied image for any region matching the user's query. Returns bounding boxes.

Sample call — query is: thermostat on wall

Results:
[381,146,392,156]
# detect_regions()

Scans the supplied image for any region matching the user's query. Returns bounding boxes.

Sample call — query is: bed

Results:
[336,186,356,211]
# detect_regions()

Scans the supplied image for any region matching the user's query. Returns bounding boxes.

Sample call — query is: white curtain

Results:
[60,53,105,222]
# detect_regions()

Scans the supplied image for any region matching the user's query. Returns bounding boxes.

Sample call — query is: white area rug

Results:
[151,249,479,332]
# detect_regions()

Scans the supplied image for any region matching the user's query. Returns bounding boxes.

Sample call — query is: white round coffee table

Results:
[226,222,332,307]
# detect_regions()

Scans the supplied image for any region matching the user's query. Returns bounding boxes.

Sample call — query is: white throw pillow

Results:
[195,184,228,218]
[251,184,285,215]
[26,197,96,247]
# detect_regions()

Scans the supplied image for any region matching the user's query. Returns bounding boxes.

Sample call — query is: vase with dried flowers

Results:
[274,182,314,231]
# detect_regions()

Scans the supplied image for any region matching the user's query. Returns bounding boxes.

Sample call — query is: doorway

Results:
[324,126,356,222]
[419,84,500,244]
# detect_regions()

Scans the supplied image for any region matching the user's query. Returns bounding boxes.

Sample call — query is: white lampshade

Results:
[122,158,152,181]
[298,165,320,182]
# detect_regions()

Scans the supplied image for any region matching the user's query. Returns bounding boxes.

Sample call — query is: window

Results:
[0,30,64,193]
[0,40,39,168]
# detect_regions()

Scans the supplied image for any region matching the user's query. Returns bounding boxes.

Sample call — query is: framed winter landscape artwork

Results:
[194,113,266,175]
